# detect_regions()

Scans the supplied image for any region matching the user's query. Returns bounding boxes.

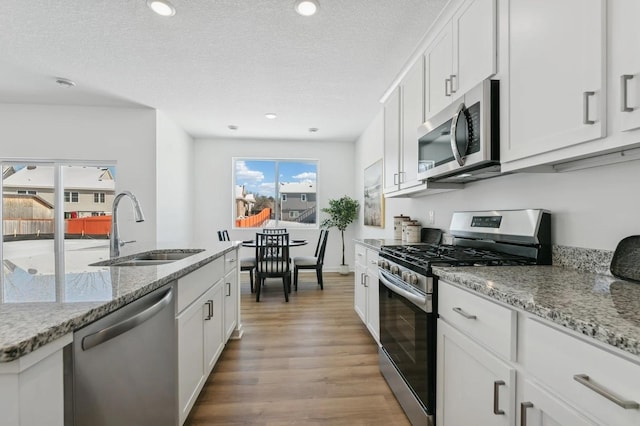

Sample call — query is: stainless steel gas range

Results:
[377,209,551,426]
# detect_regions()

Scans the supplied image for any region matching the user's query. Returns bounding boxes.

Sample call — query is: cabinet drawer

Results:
[522,317,640,426]
[177,257,224,313]
[224,249,238,274]
[366,249,379,275]
[438,281,516,360]
[355,244,367,267]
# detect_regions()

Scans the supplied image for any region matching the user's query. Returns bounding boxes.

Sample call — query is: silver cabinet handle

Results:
[445,78,451,97]
[583,91,596,125]
[227,258,237,263]
[493,380,506,415]
[226,282,231,297]
[520,402,533,426]
[573,374,640,409]
[204,300,213,320]
[621,75,634,112]
[364,275,369,288]
[453,306,477,320]
[393,173,399,185]
[82,287,173,351]
[450,74,457,93]
[360,272,365,286]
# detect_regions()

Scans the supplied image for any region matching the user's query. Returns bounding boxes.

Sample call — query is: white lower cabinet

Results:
[519,378,598,426]
[0,334,71,426]
[354,243,380,344]
[178,280,224,424]
[437,319,515,426]
[223,251,239,340]
[438,279,640,426]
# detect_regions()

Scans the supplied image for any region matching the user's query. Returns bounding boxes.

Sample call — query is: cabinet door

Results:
[505,0,605,163]
[453,0,496,96]
[223,269,237,341]
[204,282,224,374]
[437,320,515,426]
[177,295,206,423]
[365,249,380,343]
[383,87,401,194]
[427,24,454,117]
[400,57,425,189]
[520,379,598,426]
[354,263,367,324]
[611,0,640,132]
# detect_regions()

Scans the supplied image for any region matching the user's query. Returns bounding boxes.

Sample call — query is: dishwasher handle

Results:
[82,287,174,351]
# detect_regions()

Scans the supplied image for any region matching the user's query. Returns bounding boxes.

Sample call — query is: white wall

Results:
[0,104,158,253]
[155,110,195,247]
[354,106,640,251]
[193,137,356,270]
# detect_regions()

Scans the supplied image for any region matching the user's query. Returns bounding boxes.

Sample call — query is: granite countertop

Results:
[0,241,238,362]
[433,265,640,357]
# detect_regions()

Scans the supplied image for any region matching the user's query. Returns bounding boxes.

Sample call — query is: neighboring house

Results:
[3,165,115,218]
[279,182,316,223]
[235,185,255,218]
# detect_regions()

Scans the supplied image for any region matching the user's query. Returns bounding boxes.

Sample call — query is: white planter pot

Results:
[339,264,349,275]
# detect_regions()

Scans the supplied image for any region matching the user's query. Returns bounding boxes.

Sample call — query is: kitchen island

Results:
[0,241,241,425]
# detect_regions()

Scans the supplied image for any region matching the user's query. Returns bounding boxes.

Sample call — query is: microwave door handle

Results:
[450,102,469,166]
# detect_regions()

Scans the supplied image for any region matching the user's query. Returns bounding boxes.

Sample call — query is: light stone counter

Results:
[0,241,238,362]
[433,265,640,357]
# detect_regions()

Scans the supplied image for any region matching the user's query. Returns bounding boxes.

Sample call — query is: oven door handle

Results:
[378,270,428,310]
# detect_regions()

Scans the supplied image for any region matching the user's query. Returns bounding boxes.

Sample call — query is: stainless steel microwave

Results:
[416,79,500,183]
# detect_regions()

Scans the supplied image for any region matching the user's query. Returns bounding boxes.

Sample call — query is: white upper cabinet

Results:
[400,57,425,190]
[426,0,496,118]
[610,0,640,133]
[383,87,401,194]
[384,58,426,195]
[502,0,606,166]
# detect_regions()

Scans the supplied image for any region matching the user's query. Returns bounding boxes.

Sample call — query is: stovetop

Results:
[380,243,537,274]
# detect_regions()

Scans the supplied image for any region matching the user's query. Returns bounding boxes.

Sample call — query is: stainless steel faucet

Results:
[110,191,145,258]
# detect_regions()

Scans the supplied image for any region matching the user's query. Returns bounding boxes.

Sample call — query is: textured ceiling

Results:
[0,0,448,141]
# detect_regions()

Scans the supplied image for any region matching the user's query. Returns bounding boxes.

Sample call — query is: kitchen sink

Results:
[90,249,205,267]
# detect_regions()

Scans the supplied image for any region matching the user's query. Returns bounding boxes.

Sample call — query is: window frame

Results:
[232,157,318,230]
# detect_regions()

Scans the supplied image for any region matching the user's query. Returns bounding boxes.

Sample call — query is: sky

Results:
[235,160,317,197]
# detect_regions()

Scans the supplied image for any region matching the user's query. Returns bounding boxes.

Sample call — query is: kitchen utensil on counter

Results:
[610,236,640,282]
[421,228,443,244]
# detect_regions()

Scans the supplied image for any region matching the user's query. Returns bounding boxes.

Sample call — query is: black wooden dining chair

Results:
[255,232,291,302]
[218,229,257,293]
[293,230,329,291]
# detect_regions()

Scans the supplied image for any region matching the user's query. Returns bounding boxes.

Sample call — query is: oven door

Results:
[378,269,436,418]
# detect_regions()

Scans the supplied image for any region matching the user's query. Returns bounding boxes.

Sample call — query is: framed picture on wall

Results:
[363,159,384,228]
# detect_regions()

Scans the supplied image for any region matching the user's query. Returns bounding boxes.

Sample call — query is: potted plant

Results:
[321,196,360,275]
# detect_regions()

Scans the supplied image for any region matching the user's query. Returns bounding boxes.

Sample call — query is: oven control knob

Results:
[401,271,409,282]
[390,265,400,275]
[408,274,418,285]
[378,260,390,270]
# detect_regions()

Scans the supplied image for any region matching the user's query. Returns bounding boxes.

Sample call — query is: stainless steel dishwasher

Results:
[68,283,177,425]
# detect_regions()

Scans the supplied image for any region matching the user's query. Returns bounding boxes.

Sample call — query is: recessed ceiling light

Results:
[264,113,278,119]
[146,0,176,17]
[228,125,238,131]
[55,77,76,88]
[309,127,319,133]
[295,0,319,16]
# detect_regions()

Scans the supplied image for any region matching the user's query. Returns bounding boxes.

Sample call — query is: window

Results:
[233,158,318,229]
[17,190,37,195]
[64,191,79,203]
[94,192,106,203]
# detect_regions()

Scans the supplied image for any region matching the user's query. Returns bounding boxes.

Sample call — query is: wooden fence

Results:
[235,208,271,228]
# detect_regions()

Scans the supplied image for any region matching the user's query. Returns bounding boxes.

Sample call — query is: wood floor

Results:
[185,272,410,425]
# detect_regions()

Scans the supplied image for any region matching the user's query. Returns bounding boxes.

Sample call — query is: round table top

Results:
[241,239,308,247]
